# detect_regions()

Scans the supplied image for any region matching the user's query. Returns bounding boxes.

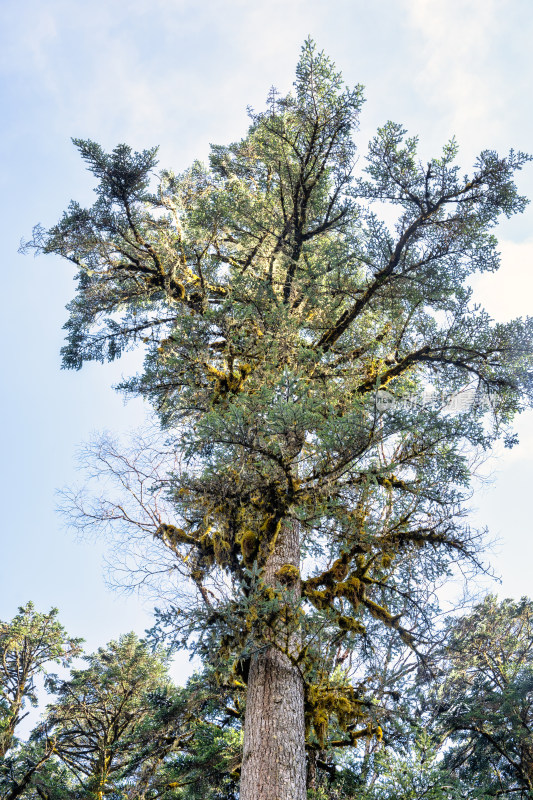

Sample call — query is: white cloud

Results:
[404,0,504,157]
[470,238,533,321]
[0,0,318,171]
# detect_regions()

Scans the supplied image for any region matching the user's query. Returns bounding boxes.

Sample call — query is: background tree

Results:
[2,627,242,800]
[128,669,241,800]
[329,735,465,800]
[24,40,533,800]
[427,596,533,798]
[0,603,82,760]
[1,741,76,800]
[36,633,173,798]
[309,596,533,799]
[38,636,241,800]
[0,603,82,799]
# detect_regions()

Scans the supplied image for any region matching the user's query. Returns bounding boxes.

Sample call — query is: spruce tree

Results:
[0,603,82,761]
[24,40,533,799]
[430,596,533,797]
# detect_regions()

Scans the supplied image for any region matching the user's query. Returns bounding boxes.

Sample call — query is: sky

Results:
[1,0,532,688]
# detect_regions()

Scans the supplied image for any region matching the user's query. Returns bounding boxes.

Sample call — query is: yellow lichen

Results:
[304,588,332,610]
[306,683,366,746]
[169,278,186,299]
[312,709,329,748]
[261,586,278,602]
[275,564,300,586]
[156,523,193,546]
[245,603,259,630]
[336,576,363,606]
[239,531,258,564]
[203,361,252,403]
[212,529,232,565]
[338,616,366,634]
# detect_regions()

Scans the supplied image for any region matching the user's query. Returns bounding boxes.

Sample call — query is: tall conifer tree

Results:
[25,41,532,799]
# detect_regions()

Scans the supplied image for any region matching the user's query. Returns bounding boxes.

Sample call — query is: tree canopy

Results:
[23,39,533,799]
[3,598,533,799]
[0,603,82,800]
[430,596,533,797]
[0,603,82,761]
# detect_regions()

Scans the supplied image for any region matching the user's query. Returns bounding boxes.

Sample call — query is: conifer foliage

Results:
[431,596,533,797]
[0,603,82,761]
[24,40,532,799]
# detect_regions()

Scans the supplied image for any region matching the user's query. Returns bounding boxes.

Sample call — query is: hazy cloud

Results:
[471,239,533,321]
[404,0,505,158]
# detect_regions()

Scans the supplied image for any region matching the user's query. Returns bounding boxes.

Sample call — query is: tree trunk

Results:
[0,697,22,760]
[239,521,307,800]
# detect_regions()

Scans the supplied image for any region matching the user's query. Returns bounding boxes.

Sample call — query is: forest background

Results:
[1,0,532,713]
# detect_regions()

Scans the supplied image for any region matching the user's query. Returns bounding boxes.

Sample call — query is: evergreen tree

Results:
[429,596,533,797]
[37,634,171,798]
[130,669,241,800]
[336,735,467,800]
[0,603,82,799]
[0,603,82,760]
[24,40,533,800]
[2,630,242,800]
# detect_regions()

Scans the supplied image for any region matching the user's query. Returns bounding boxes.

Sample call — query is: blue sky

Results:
[1,0,532,684]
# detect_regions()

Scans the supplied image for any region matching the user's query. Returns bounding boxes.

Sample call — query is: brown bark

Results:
[0,698,23,760]
[306,749,318,791]
[239,521,307,800]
